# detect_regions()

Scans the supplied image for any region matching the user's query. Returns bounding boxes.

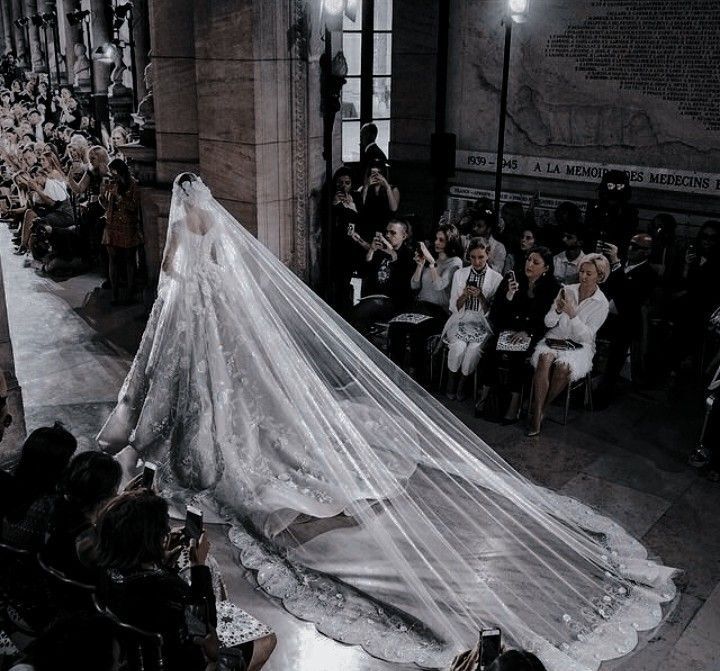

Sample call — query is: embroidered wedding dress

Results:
[98,174,678,670]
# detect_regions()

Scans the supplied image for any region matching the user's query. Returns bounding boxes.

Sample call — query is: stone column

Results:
[150,0,199,183]
[0,4,9,56]
[87,0,112,92]
[60,0,82,84]
[9,0,28,65]
[131,0,151,103]
[193,0,300,267]
[22,0,43,71]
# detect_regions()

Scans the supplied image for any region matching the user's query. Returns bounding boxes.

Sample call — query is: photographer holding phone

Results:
[96,490,218,671]
[358,160,400,234]
[387,223,463,379]
[95,490,274,671]
[361,219,414,309]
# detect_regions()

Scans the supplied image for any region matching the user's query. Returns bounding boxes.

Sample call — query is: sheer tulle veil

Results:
[98,173,678,670]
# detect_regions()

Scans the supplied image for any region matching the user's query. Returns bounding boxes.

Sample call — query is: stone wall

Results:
[443,0,720,222]
[147,0,327,279]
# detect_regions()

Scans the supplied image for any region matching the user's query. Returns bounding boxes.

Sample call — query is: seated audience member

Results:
[595,234,657,405]
[0,55,25,90]
[388,223,463,379]
[669,220,720,378]
[498,201,525,244]
[109,125,129,160]
[450,648,546,671]
[0,372,13,443]
[9,613,120,671]
[487,650,547,671]
[505,224,538,278]
[546,201,582,254]
[528,253,610,436]
[360,218,414,309]
[35,80,55,122]
[16,151,74,258]
[552,221,586,285]
[358,159,400,234]
[1,423,78,548]
[103,158,142,304]
[463,203,507,273]
[43,451,122,582]
[66,145,110,263]
[96,491,215,670]
[442,238,503,400]
[482,246,560,421]
[95,490,265,671]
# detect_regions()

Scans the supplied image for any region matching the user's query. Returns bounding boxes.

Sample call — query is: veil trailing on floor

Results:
[98,174,677,670]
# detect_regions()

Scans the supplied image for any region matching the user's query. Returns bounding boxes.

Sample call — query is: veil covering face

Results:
[98,174,678,670]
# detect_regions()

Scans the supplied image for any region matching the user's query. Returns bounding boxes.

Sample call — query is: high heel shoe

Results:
[526,413,543,436]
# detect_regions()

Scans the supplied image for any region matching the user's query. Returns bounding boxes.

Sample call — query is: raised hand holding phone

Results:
[189,531,210,567]
[184,505,204,542]
[479,628,502,669]
[419,241,434,265]
[505,270,519,299]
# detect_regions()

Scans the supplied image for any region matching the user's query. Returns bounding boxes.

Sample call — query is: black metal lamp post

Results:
[493,0,529,226]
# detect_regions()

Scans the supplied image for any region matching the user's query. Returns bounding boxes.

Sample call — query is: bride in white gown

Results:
[98,173,678,670]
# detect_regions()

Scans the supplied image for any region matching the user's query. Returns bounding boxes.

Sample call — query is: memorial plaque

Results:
[449,0,720,196]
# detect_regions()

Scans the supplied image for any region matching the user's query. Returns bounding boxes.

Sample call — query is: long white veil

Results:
[98,174,677,670]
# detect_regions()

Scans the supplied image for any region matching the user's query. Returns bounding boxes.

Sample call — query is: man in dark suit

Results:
[596,233,657,406]
[359,122,388,179]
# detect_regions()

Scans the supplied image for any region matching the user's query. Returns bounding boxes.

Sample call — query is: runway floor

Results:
[0,224,718,670]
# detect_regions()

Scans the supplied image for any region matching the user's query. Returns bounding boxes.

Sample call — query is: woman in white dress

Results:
[528,253,610,436]
[98,176,676,671]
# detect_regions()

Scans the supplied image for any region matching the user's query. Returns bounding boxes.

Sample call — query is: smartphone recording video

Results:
[479,628,502,669]
[184,505,204,542]
[142,462,157,490]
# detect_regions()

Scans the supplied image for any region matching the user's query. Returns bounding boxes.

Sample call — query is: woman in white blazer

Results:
[528,253,610,436]
[441,238,503,400]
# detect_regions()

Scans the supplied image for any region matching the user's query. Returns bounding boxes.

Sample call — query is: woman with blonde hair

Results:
[527,252,610,436]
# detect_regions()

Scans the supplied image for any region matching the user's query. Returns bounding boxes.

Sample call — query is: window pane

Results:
[341,77,361,120]
[343,0,361,30]
[374,119,390,158]
[344,33,362,76]
[374,0,393,31]
[372,77,392,118]
[342,120,361,163]
[373,34,392,75]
